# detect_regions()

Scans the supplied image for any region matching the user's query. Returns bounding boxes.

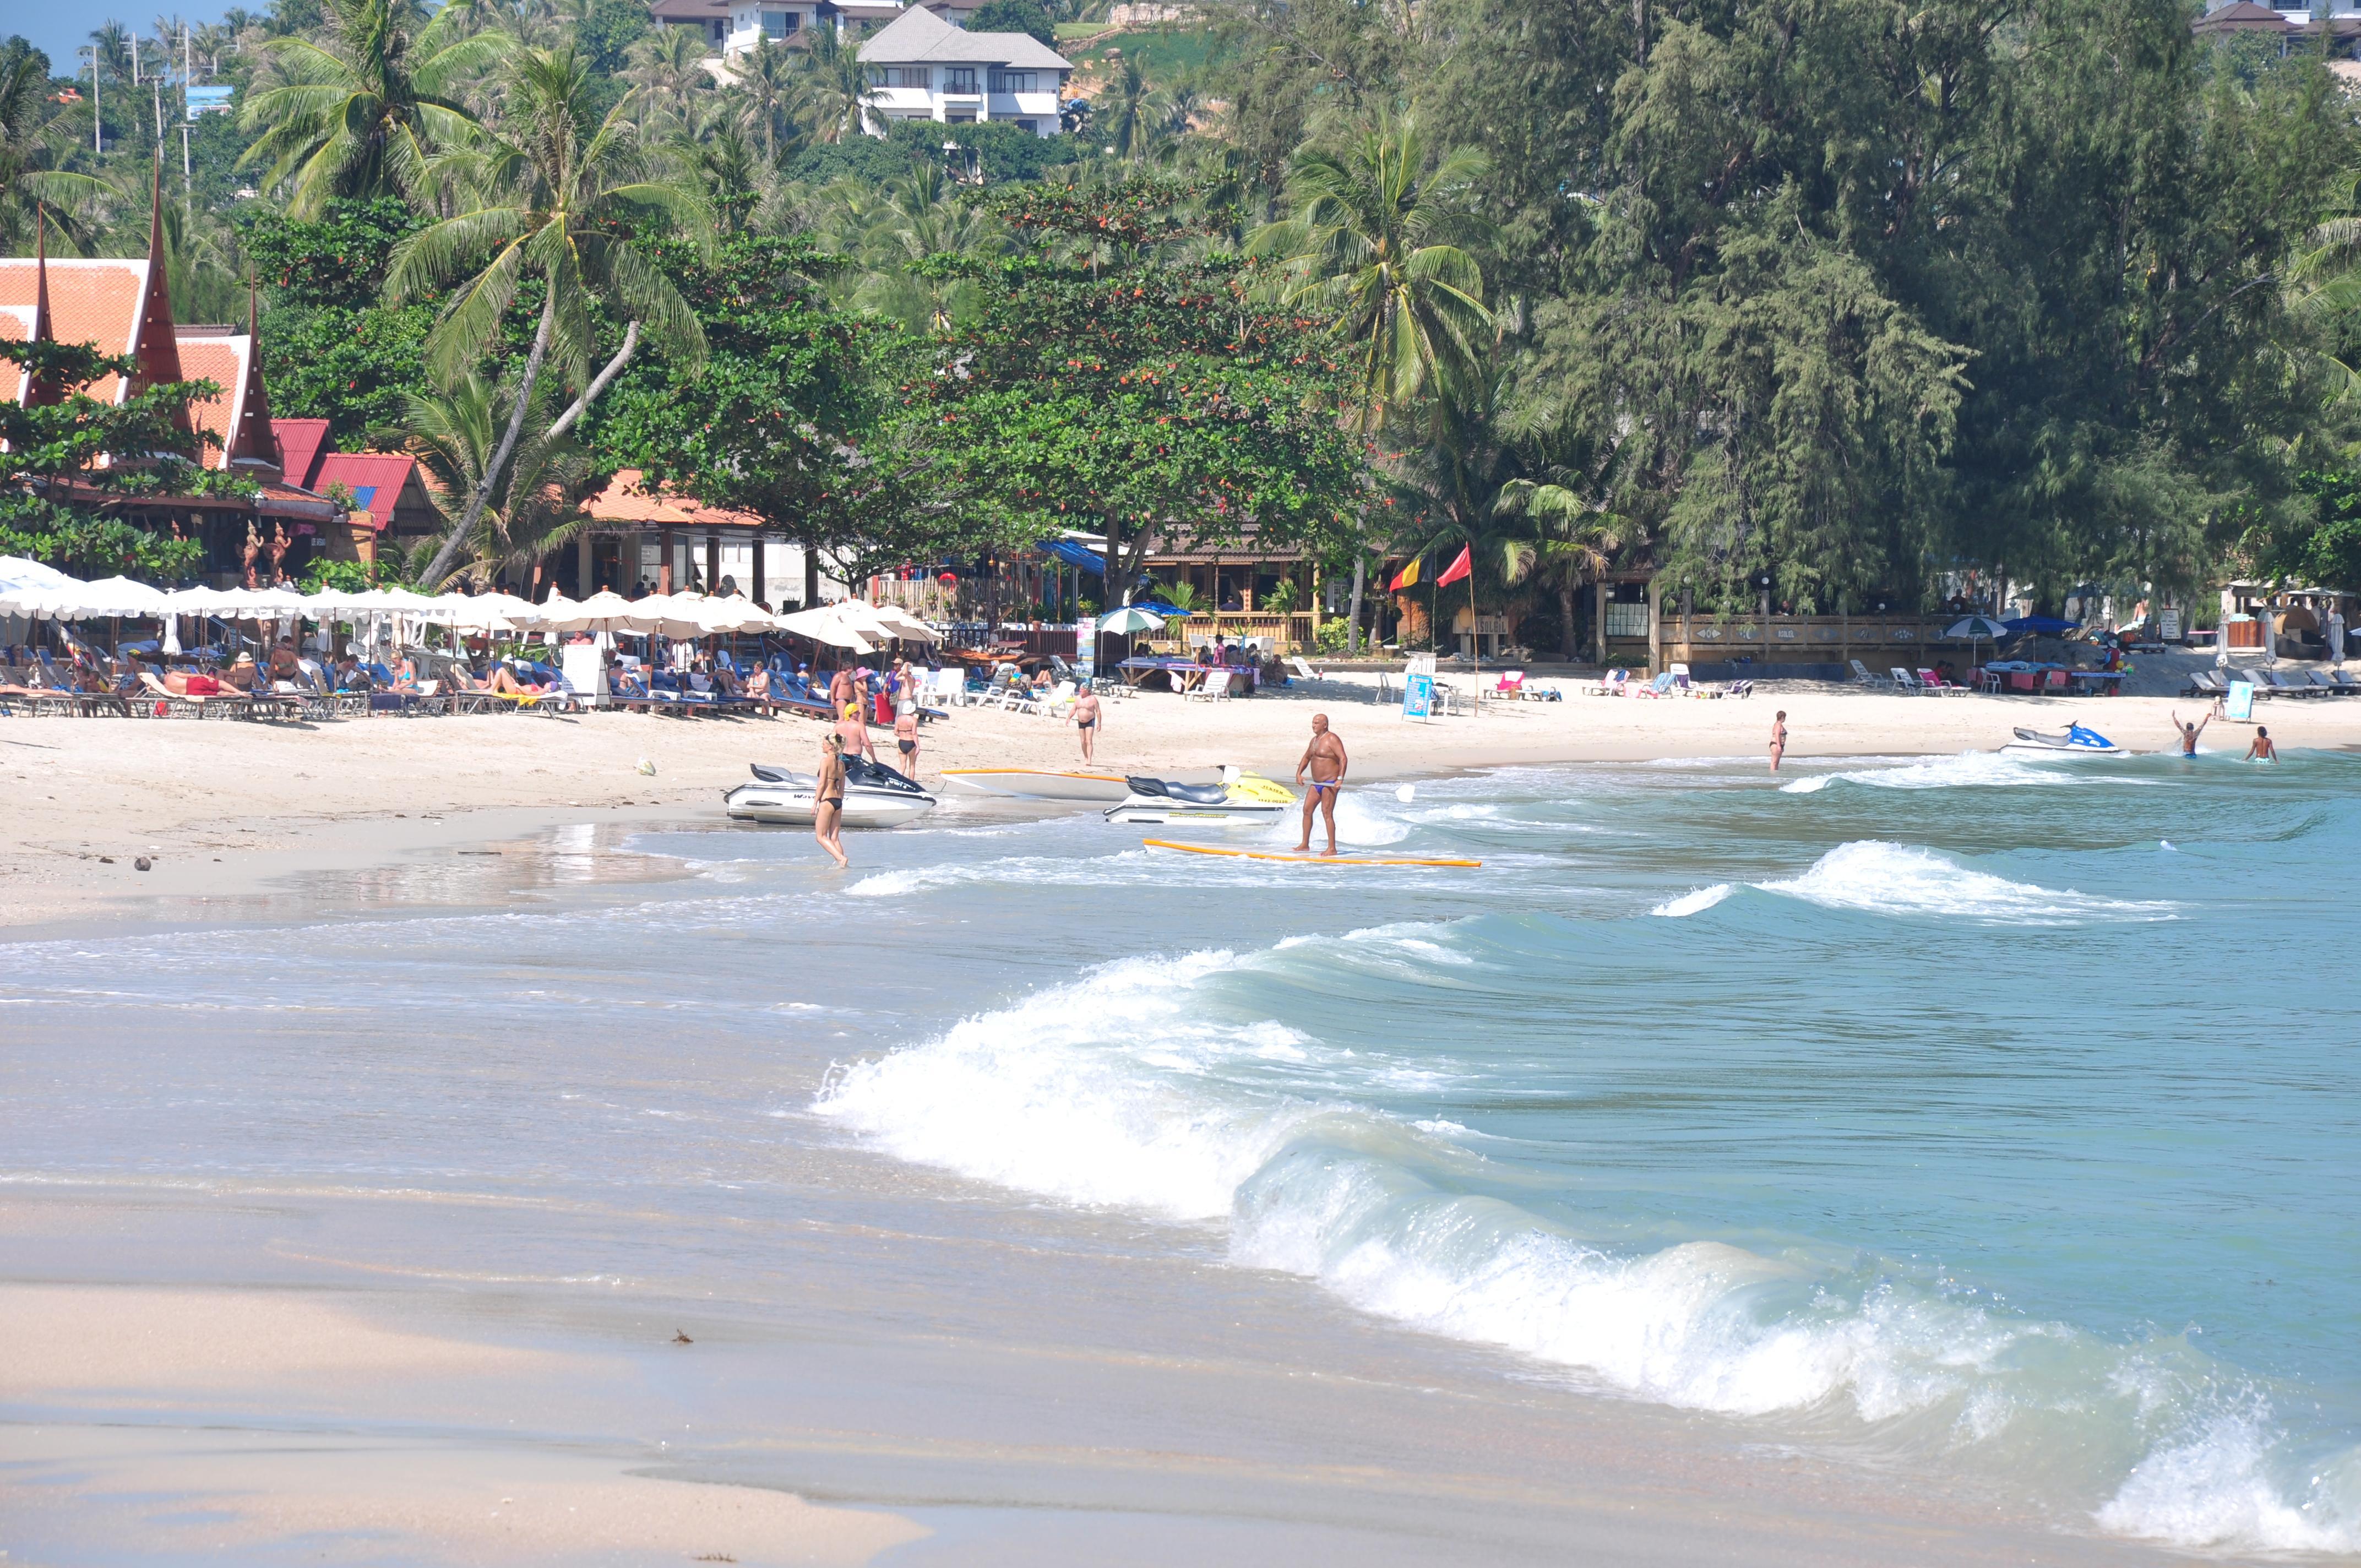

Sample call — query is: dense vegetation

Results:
[6,0,2361,628]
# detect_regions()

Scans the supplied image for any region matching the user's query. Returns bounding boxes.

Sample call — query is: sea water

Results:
[4,748,2357,1554]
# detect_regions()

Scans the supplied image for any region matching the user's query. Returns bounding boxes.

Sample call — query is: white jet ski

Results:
[723,758,939,827]
[2000,723,2126,757]
[1103,768,1296,826]
[937,768,1134,803]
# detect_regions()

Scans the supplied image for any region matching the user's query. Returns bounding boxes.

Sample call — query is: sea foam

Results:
[813,939,2351,1555]
[1760,841,2175,925]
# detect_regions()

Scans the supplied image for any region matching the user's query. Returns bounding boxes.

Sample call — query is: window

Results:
[1603,602,1650,639]
[944,107,977,121]
[944,67,978,91]
[1014,118,1038,133]
[873,66,930,87]
[759,8,798,34]
[988,69,1036,92]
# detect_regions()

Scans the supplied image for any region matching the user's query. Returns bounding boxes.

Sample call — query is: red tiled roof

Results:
[273,418,331,489]
[583,468,766,530]
[174,332,279,471]
[314,451,421,529]
[0,257,158,405]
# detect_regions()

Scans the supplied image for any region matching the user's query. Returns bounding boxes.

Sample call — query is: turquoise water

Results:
[6,748,2358,1553]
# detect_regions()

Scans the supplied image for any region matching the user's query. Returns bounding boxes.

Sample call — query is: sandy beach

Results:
[8,668,2355,929]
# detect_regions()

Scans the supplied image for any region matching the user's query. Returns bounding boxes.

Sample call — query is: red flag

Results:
[1434,545,1472,587]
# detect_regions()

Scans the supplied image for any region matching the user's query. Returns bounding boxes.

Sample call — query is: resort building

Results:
[679,0,919,57]
[855,7,1071,135]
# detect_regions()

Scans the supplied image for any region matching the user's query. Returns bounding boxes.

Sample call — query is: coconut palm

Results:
[624,25,714,131]
[852,159,1009,331]
[1094,55,1164,161]
[379,372,596,585]
[1495,480,1624,663]
[1247,111,1492,432]
[389,46,709,587]
[721,34,806,164]
[800,25,878,144]
[678,117,767,233]
[239,0,506,215]
[0,42,118,252]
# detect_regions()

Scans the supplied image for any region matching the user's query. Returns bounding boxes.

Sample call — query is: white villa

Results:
[856,7,1071,137]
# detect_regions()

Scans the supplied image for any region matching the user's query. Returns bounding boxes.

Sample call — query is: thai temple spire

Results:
[24,203,58,406]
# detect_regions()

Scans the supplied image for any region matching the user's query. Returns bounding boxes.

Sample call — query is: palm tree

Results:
[1496,481,1624,663]
[852,159,1009,331]
[0,42,117,252]
[389,46,710,587]
[624,25,714,132]
[799,25,878,144]
[239,0,507,215]
[678,117,766,233]
[380,373,595,585]
[1247,111,1492,431]
[1095,56,1163,160]
[1248,110,1493,651]
[722,35,806,164]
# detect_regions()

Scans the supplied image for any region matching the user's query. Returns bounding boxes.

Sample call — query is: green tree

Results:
[967,0,1056,47]
[389,46,709,587]
[802,25,878,144]
[239,0,505,214]
[592,233,913,606]
[901,174,1370,596]
[0,337,236,579]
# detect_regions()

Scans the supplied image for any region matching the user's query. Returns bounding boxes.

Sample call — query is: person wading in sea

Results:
[1293,713,1349,856]
[2247,725,2278,763]
[813,732,849,868]
[1769,711,1788,773]
[2170,710,2211,756]
[1070,680,1103,763]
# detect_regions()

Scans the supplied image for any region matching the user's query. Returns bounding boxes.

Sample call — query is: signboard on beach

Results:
[2159,607,2182,643]
[1074,619,1093,684]
[1402,671,1434,721]
[2224,680,2254,722]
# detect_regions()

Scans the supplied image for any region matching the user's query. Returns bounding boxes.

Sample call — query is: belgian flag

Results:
[1389,556,1421,591]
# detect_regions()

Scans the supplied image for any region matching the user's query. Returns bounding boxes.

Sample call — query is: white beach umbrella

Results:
[539,589,650,636]
[692,594,776,635]
[0,555,74,592]
[859,602,942,643]
[775,603,877,653]
[73,576,172,618]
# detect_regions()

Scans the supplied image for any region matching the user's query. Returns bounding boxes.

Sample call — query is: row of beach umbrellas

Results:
[0,559,938,652]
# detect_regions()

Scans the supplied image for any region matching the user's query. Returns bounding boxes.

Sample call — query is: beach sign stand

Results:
[2223,679,2254,723]
[1402,652,1435,723]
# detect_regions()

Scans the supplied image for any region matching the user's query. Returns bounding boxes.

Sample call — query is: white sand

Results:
[7,680,2351,928]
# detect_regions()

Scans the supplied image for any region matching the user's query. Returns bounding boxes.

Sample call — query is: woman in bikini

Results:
[813,732,850,868]
[893,703,921,778]
[1769,710,1788,773]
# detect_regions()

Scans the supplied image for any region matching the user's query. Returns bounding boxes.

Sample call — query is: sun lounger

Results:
[1852,658,1880,687]
[2182,669,2224,698]
[1725,679,1755,699]
[2326,669,2361,696]
[1287,655,1323,683]
[1889,666,1921,694]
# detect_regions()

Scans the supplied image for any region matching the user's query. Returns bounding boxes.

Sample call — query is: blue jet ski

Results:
[2001,722,2125,756]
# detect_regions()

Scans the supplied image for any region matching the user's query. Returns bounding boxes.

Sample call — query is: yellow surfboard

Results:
[1143,839,1481,868]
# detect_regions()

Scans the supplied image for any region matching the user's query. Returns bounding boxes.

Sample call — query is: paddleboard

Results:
[1144,839,1481,868]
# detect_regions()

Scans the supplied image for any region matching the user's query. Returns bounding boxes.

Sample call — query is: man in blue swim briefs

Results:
[1294,712,1349,856]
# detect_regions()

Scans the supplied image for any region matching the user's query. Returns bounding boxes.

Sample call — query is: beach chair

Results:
[1889,666,1920,695]
[1852,658,1881,687]
[1037,679,1079,718]
[2326,669,2361,696]
[1182,668,1230,703]
[1726,679,1756,699]
[2182,669,2224,699]
[1591,668,1630,696]
[1287,655,1324,683]
[2262,668,2325,699]
[1494,668,1527,700]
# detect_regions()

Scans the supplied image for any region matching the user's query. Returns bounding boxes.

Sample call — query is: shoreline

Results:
[12,688,2360,930]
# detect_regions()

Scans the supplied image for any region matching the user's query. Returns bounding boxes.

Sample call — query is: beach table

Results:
[1118,657,1255,695]
[2066,671,2124,695]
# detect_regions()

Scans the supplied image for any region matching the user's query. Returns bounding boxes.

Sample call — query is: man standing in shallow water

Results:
[1294,714,1348,856]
